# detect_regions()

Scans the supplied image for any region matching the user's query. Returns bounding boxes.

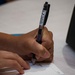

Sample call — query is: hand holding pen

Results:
[0,2,53,74]
[32,2,51,64]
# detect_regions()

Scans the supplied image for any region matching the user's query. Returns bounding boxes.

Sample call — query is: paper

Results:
[23,63,64,75]
[0,63,64,75]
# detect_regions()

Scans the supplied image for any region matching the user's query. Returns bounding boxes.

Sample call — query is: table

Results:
[0,0,75,75]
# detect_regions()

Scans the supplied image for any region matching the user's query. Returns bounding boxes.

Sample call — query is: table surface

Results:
[0,0,75,75]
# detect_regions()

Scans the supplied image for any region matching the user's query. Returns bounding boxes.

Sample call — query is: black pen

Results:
[32,2,50,65]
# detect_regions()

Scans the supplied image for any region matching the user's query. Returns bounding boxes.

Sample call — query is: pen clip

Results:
[39,2,50,26]
[44,4,50,25]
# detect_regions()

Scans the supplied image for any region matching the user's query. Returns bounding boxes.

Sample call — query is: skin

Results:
[0,27,54,74]
[0,51,29,74]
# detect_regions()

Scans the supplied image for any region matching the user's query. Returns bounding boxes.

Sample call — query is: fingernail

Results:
[43,52,50,58]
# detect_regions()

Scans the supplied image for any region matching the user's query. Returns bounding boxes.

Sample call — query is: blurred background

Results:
[0,0,15,5]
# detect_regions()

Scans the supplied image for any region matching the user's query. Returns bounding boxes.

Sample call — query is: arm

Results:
[0,27,53,73]
[0,32,23,55]
[0,27,53,62]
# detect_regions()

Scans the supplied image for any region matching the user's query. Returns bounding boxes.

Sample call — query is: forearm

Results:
[0,32,22,55]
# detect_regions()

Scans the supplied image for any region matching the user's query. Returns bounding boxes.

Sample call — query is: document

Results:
[23,63,64,75]
[0,63,64,75]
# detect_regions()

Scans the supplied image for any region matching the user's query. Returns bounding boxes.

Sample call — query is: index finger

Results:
[42,27,53,49]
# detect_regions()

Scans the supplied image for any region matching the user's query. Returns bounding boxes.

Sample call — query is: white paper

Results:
[0,63,64,75]
[23,63,64,75]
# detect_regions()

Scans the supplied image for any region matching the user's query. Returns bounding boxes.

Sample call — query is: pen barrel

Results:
[31,2,50,64]
[36,29,42,44]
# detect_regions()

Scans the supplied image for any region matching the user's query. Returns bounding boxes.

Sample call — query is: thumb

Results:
[31,40,50,58]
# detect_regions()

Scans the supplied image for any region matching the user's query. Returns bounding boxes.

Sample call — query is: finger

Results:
[48,40,54,57]
[22,28,38,38]
[36,47,53,62]
[42,28,53,49]
[42,41,51,50]
[43,48,54,62]
[31,40,50,59]
[0,59,24,74]
[42,27,53,40]
[0,51,30,69]
[46,41,54,62]
[12,53,30,69]
[48,30,53,40]
[28,29,38,36]
[36,40,54,62]
[42,27,50,39]
[42,39,53,50]
[36,56,46,61]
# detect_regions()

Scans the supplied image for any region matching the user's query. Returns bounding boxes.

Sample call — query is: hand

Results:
[0,27,53,63]
[16,27,53,62]
[0,51,30,74]
[37,27,54,62]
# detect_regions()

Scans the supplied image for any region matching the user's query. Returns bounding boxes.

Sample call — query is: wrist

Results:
[0,32,21,54]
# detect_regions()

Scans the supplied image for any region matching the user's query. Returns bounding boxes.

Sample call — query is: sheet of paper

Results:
[23,63,64,75]
[0,63,64,75]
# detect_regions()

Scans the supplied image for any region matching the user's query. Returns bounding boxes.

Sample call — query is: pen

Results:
[32,2,50,65]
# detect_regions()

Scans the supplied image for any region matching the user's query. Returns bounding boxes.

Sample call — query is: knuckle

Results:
[49,31,53,38]
[40,45,44,51]
[44,27,49,31]
[46,38,53,45]
[51,32,53,37]
[39,46,45,55]
[44,27,47,30]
